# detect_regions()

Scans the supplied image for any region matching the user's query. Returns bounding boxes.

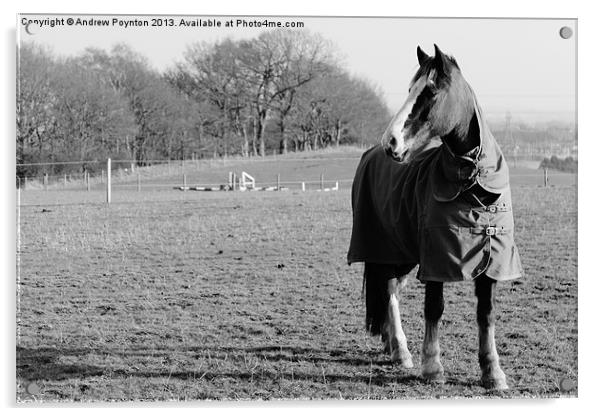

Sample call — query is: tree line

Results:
[17,30,391,177]
[539,155,577,173]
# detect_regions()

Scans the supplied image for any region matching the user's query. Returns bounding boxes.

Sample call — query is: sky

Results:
[17,14,576,124]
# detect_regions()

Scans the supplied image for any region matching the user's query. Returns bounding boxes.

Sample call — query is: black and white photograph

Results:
[12,4,581,405]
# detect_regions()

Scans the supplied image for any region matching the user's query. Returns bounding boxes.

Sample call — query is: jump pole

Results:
[106,158,112,204]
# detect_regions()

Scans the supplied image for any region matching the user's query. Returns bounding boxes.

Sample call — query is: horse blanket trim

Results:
[347,99,523,283]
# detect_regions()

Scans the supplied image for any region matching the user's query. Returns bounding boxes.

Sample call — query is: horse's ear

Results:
[433,44,450,75]
[417,46,428,65]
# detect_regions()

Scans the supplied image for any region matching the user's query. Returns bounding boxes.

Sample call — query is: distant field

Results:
[21,147,576,205]
[16,149,577,401]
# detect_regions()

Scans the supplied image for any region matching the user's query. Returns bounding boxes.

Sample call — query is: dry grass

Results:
[16,180,577,402]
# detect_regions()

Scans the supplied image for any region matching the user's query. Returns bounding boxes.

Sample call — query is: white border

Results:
[3,1,595,415]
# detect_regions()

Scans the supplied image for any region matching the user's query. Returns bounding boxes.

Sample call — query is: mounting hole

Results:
[26,382,40,395]
[559,26,573,39]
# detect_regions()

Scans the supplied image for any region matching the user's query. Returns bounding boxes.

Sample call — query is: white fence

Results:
[16,157,352,203]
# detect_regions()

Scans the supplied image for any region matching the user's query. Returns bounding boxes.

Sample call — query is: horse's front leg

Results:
[422,281,445,383]
[475,276,508,390]
[384,277,413,368]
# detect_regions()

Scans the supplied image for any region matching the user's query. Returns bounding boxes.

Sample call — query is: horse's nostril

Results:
[389,136,397,147]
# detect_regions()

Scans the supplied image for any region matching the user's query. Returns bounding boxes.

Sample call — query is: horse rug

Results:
[347,104,523,282]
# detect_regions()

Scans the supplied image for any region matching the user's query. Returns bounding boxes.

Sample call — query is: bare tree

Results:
[167,40,252,157]
[237,30,335,156]
[82,45,199,163]
[290,71,392,149]
[51,56,135,163]
[17,43,59,168]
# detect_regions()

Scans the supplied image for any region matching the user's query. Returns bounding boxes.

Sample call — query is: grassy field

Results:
[16,150,577,401]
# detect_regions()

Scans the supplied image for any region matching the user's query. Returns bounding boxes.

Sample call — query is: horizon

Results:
[17,14,576,125]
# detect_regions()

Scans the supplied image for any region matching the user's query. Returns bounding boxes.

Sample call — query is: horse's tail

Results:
[363,263,391,337]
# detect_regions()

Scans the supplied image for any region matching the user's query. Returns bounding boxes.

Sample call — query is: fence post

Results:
[544,168,549,187]
[183,174,187,190]
[43,173,48,191]
[137,172,141,192]
[277,174,280,190]
[320,173,324,191]
[107,158,112,204]
[86,172,90,191]
[64,173,67,187]
[301,181,305,192]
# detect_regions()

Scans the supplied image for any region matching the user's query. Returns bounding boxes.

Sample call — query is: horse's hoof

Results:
[391,350,414,368]
[392,354,414,369]
[401,357,414,369]
[422,371,446,384]
[481,376,509,390]
[422,373,447,384]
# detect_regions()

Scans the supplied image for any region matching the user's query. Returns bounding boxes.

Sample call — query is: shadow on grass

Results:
[17,344,478,390]
[17,346,104,382]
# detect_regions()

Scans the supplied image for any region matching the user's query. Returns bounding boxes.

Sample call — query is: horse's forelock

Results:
[411,51,460,86]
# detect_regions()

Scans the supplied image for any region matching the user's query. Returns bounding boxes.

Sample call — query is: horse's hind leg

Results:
[475,276,508,390]
[422,281,445,383]
[364,263,413,368]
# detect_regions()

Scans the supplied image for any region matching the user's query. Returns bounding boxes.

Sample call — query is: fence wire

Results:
[15,157,576,193]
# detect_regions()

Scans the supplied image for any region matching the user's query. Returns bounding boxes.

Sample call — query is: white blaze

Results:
[382,75,428,154]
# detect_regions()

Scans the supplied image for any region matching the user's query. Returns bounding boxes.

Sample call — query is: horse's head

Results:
[383,45,476,163]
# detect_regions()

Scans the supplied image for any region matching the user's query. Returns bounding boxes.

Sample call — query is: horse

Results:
[347,45,523,390]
